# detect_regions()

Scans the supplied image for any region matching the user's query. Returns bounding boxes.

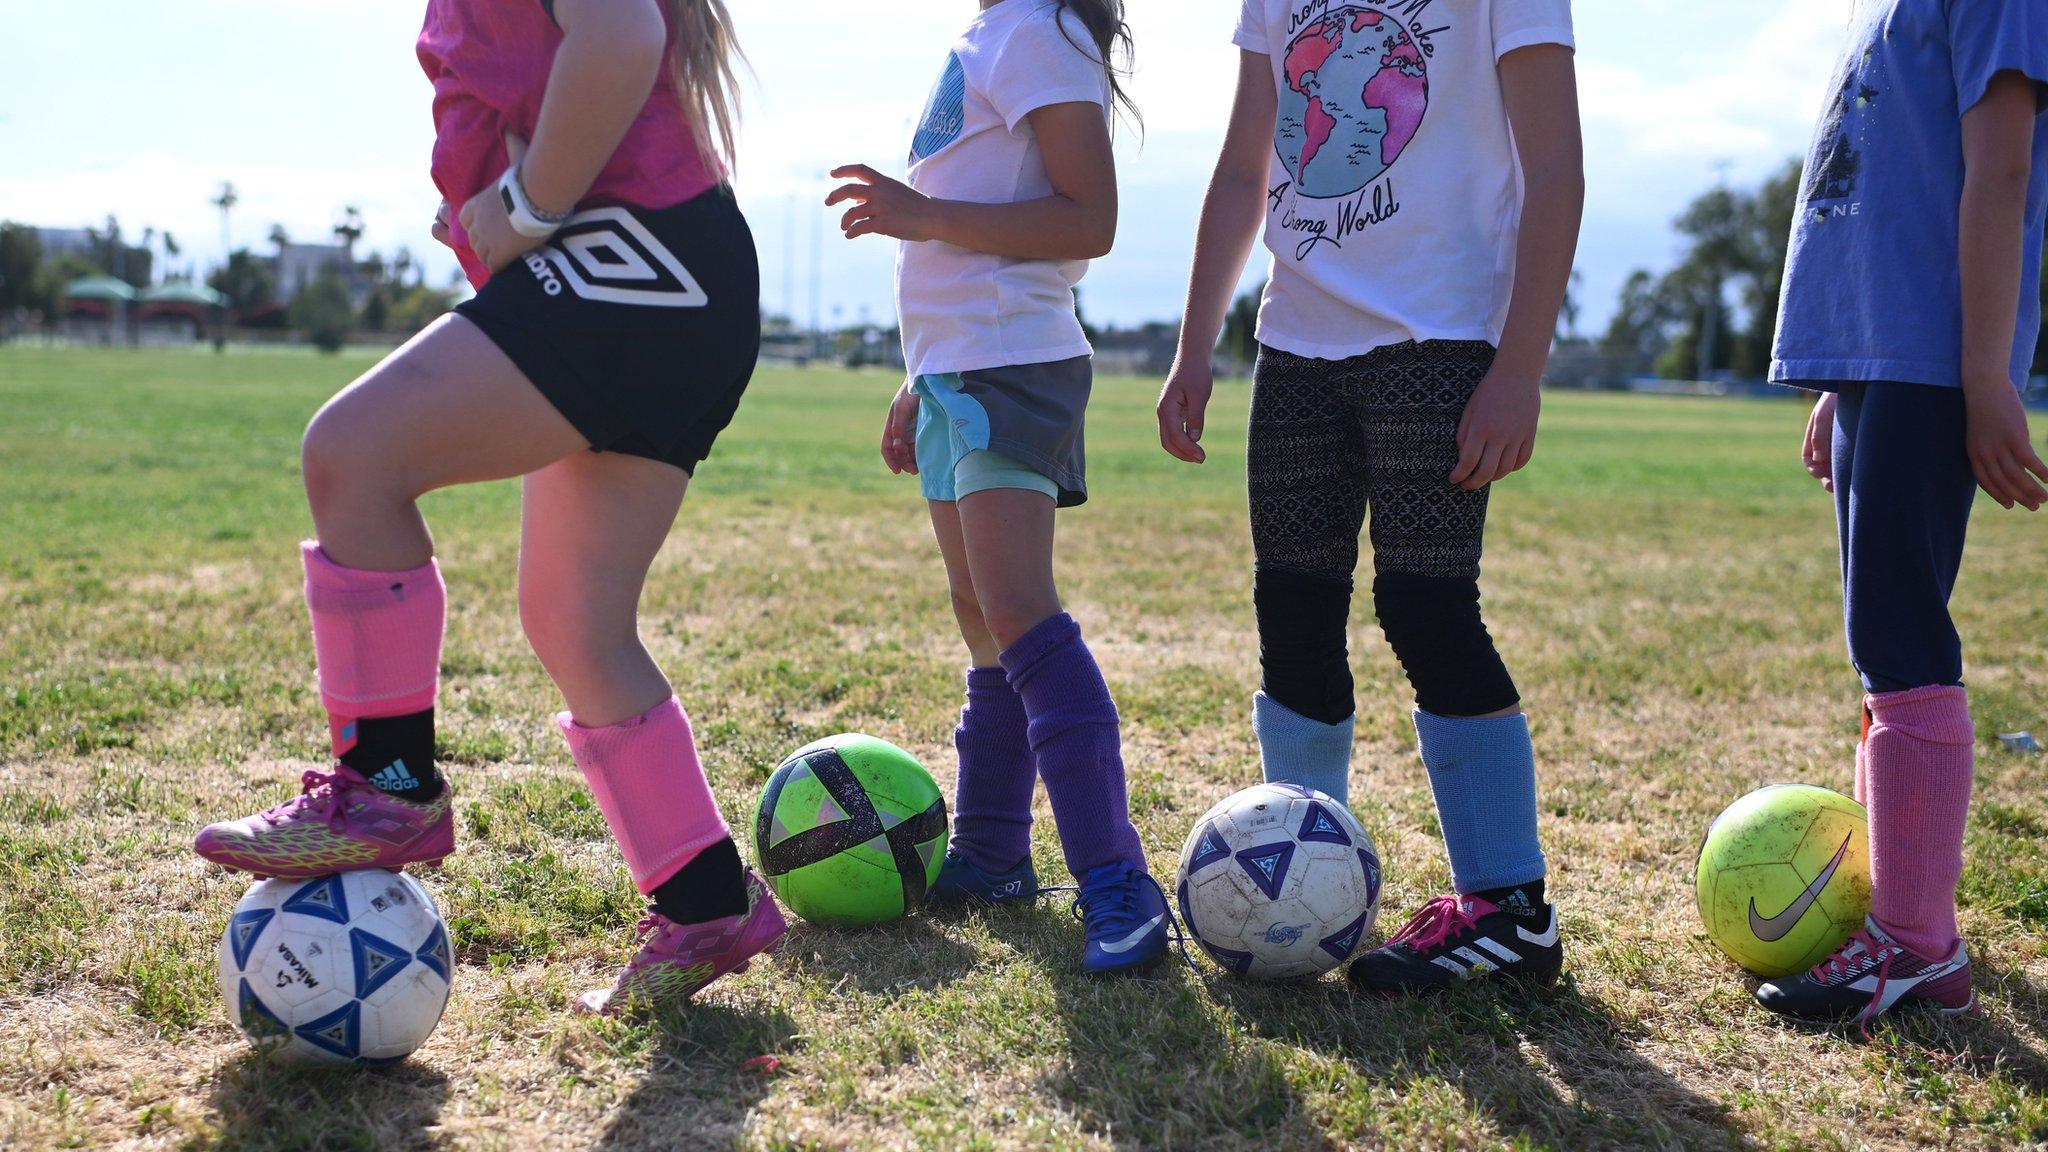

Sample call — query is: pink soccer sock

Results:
[1864,684,1974,958]
[1853,703,1870,805]
[303,542,445,752]
[557,697,731,894]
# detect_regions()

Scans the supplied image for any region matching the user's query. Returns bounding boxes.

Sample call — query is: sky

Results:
[0,0,1851,331]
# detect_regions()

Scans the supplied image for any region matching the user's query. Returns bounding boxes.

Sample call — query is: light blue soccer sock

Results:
[1254,692,1354,806]
[1414,709,1547,895]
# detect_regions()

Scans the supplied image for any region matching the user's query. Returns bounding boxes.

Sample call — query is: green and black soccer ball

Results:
[754,734,949,926]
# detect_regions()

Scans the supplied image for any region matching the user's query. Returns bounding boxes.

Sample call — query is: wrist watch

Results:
[497,163,571,239]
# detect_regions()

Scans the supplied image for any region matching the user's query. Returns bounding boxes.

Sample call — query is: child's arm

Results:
[1449,43,1583,491]
[1958,69,2048,511]
[1156,50,1277,464]
[459,0,669,271]
[827,102,1117,262]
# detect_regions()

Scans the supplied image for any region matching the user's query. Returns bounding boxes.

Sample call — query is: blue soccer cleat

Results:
[1073,860,1172,975]
[927,848,1040,909]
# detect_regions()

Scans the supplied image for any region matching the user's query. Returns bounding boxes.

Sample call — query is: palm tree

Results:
[213,182,239,256]
[332,206,366,256]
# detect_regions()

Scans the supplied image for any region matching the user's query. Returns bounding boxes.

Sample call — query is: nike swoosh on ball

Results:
[1749,835,1852,942]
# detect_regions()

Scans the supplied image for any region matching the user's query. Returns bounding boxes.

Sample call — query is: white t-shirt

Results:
[897,0,1111,378]
[1234,0,1574,360]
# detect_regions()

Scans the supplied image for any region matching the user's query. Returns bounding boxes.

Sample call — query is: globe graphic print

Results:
[1276,6,1429,199]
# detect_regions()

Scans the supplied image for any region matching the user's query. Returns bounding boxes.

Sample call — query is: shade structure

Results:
[63,275,138,302]
[139,282,226,306]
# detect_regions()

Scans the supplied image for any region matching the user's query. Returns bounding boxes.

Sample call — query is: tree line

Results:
[1601,158,2048,381]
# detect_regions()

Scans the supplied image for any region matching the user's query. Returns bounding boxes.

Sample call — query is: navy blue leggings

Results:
[1831,382,1978,692]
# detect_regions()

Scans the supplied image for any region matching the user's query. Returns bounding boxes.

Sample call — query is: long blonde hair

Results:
[664,0,747,172]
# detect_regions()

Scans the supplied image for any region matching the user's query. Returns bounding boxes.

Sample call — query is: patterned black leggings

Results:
[1247,341,1519,721]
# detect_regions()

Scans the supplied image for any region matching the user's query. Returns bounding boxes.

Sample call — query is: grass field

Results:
[1,345,2044,1152]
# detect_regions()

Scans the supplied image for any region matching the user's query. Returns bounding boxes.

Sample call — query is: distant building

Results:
[1091,322,1179,377]
[272,241,371,307]
[34,227,94,260]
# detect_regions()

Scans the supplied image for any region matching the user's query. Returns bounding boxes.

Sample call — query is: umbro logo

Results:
[526,207,710,308]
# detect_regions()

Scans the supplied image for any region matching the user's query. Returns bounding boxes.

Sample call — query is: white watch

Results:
[497,163,570,239]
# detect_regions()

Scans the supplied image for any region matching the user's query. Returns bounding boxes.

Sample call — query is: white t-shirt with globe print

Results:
[1235,0,1573,361]
[897,0,1110,379]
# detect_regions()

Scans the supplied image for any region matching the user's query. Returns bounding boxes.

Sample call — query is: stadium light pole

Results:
[810,172,824,361]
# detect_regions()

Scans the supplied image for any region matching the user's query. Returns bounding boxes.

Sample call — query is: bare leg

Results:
[301,314,589,570]
[953,488,1061,649]
[927,500,1004,666]
[519,450,690,727]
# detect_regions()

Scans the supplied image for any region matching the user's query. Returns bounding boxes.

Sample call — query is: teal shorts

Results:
[913,373,1061,503]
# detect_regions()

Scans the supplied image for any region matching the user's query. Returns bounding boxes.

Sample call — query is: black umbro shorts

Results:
[456,185,760,473]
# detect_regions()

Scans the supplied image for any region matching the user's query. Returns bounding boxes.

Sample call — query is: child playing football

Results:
[826,0,1172,973]
[1158,0,1583,995]
[194,0,783,1015]
[1755,0,2047,1028]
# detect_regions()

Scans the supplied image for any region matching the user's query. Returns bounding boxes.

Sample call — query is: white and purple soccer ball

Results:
[1176,783,1383,980]
[218,870,453,1063]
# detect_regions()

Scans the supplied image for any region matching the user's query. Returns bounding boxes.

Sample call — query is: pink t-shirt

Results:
[417,0,721,286]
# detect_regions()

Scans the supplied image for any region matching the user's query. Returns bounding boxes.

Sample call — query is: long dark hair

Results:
[1054,0,1140,131]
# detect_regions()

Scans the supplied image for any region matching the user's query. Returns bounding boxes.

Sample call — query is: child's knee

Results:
[979,598,1060,652]
[520,585,626,673]
[1372,571,1519,717]
[302,390,411,514]
[1254,565,1355,723]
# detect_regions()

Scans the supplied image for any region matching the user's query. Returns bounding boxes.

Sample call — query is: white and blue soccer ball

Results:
[1176,783,1383,980]
[218,871,453,1063]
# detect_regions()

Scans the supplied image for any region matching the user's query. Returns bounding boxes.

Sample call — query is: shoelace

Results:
[258,767,361,832]
[1386,894,1479,954]
[1808,927,1895,1038]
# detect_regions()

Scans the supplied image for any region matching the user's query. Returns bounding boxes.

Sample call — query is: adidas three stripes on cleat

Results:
[1348,891,1562,996]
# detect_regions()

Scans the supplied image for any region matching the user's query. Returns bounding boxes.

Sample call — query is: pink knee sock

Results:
[1864,684,1974,958]
[303,542,445,748]
[1854,703,1870,805]
[557,697,730,893]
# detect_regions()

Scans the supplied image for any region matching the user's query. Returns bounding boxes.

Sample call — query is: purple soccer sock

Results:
[999,613,1145,878]
[951,666,1037,872]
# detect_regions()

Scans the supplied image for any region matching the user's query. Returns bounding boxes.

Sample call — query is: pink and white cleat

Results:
[575,872,789,1016]
[194,765,455,879]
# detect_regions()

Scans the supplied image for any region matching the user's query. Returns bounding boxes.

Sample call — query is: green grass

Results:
[1,344,2045,1151]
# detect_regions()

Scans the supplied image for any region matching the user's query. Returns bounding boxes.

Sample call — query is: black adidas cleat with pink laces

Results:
[1348,885,1562,997]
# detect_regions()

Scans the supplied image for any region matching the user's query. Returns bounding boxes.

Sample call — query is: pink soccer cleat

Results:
[194,765,455,879]
[575,872,789,1016]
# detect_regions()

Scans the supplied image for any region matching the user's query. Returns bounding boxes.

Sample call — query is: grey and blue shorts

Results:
[912,356,1091,508]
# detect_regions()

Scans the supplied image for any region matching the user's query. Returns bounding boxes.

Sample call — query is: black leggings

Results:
[1247,341,1519,722]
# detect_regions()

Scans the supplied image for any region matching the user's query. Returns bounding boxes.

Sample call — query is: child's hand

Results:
[882,383,920,475]
[432,200,455,250]
[1963,382,2048,510]
[1157,358,1213,464]
[1803,392,1837,493]
[827,165,940,242]
[1450,368,1540,490]
[459,132,547,272]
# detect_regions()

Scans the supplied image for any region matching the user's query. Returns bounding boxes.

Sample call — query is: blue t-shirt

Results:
[1771,0,2048,390]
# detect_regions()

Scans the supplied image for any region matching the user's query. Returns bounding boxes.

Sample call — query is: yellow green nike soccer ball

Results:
[753,734,948,926]
[1695,784,1872,978]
